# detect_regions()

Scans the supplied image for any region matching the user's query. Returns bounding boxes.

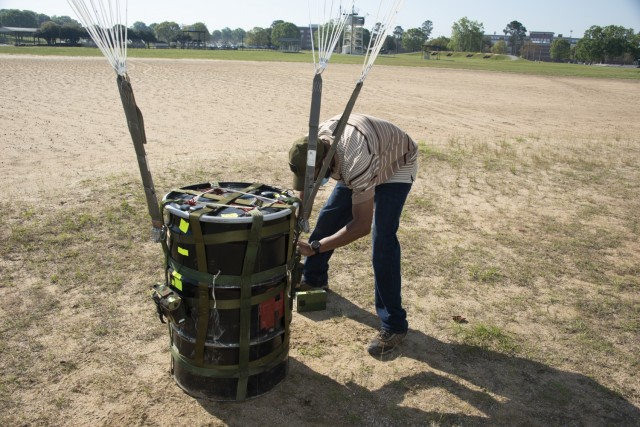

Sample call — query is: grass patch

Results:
[2,46,639,79]
[453,323,521,355]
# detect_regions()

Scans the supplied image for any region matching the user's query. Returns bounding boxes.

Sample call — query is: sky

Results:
[2,0,639,38]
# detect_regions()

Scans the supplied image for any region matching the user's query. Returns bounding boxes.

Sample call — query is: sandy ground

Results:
[3,55,637,204]
[1,55,639,425]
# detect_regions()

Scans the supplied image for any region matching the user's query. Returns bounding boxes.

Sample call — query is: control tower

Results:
[343,11,365,55]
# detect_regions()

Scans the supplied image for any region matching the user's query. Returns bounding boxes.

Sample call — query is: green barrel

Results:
[157,182,299,401]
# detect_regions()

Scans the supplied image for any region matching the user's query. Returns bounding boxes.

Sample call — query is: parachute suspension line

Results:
[67,0,128,76]
[359,0,404,83]
[309,0,351,75]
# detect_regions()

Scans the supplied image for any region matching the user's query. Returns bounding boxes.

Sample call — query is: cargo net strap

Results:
[189,208,211,365]
[236,209,263,400]
[163,183,299,214]
[167,218,291,247]
[170,339,288,379]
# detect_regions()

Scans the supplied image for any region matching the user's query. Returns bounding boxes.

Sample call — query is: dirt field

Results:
[1,55,639,426]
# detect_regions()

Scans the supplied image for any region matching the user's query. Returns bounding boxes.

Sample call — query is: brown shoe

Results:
[367,329,407,357]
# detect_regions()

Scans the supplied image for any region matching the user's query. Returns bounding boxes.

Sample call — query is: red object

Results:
[259,292,284,330]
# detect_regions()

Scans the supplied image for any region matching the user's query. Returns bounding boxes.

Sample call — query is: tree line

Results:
[0,8,431,52]
[2,8,638,63]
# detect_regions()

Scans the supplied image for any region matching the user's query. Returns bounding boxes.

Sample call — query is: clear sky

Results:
[2,0,639,38]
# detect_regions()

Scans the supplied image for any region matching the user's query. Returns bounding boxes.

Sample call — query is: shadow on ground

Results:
[196,291,639,426]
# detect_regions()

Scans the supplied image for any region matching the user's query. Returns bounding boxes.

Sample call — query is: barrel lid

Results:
[162,182,298,223]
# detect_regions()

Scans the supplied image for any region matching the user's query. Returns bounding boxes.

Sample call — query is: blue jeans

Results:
[303,181,412,333]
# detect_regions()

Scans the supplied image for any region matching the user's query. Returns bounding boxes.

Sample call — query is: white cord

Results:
[309,0,352,75]
[67,0,128,76]
[359,0,404,83]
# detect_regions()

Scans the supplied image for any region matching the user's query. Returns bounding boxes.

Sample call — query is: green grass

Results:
[2,45,639,79]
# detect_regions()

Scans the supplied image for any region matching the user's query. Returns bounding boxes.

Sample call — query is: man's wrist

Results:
[310,240,322,255]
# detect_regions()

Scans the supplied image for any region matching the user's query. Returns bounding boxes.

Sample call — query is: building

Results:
[485,30,581,62]
[525,31,554,61]
[0,26,38,45]
[298,25,317,51]
[343,14,365,55]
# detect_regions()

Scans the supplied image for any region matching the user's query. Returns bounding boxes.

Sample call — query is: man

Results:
[288,113,418,356]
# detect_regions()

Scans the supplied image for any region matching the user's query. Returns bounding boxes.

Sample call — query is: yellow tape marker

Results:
[172,271,183,291]
[177,247,189,256]
[221,213,239,218]
[179,218,190,233]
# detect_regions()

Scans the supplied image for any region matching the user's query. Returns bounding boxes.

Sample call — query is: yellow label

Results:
[171,276,183,291]
[177,247,189,256]
[179,218,189,233]
[221,213,239,218]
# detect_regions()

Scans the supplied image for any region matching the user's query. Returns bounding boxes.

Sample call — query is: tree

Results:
[602,25,635,61]
[550,38,571,62]
[34,21,60,45]
[60,23,84,45]
[421,20,433,41]
[481,35,493,52]
[429,36,450,51]
[50,15,80,26]
[363,27,372,50]
[503,20,527,56]
[131,21,156,48]
[35,14,51,26]
[449,17,484,52]
[211,29,222,43]
[574,25,637,64]
[491,40,506,54]
[383,35,396,53]
[232,28,246,46]
[271,22,299,49]
[246,27,269,47]
[520,41,537,60]
[393,26,404,53]
[190,22,211,43]
[402,28,425,52]
[576,26,605,63]
[177,22,210,47]
[268,20,284,48]
[0,9,38,27]
[154,21,180,44]
[221,27,233,44]
[132,21,150,32]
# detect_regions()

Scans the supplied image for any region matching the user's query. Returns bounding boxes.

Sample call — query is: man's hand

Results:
[297,197,374,258]
[296,240,315,257]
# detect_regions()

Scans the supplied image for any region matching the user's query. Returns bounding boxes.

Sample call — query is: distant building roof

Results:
[0,26,38,34]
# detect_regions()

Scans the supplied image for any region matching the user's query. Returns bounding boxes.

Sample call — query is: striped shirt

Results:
[318,114,419,204]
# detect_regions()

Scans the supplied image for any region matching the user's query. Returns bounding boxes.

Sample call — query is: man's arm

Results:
[297,197,374,256]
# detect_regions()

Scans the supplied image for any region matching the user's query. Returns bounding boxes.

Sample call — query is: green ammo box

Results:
[296,290,327,312]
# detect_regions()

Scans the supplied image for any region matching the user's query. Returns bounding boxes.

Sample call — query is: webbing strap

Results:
[169,220,290,246]
[302,81,363,226]
[182,281,285,310]
[284,207,297,339]
[190,208,211,365]
[175,190,293,211]
[167,256,286,288]
[170,339,288,378]
[236,209,263,400]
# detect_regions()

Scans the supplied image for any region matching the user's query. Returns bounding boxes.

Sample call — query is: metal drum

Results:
[158,182,298,401]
